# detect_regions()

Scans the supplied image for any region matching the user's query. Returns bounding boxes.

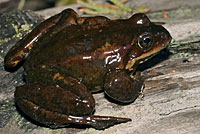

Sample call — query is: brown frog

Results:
[4,9,171,129]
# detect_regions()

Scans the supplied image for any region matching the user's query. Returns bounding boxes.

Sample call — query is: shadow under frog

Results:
[4,9,172,129]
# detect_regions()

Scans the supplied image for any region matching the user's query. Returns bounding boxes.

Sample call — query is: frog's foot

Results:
[15,83,130,129]
[81,115,131,129]
[104,70,144,103]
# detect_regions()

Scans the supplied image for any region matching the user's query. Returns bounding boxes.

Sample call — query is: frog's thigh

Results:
[104,70,144,103]
[24,70,95,116]
[4,9,78,68]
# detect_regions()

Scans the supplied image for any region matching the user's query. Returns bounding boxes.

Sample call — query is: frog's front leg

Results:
[104,69,144,103]
[15,74,131,129]
[4,9,78,68]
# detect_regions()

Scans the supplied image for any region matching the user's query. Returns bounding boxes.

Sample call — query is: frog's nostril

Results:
[165,33,170,40]
[161,31,171,41]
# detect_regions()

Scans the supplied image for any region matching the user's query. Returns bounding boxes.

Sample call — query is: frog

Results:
[4,9,172,129]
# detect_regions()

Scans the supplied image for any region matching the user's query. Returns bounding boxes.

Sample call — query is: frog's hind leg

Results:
[4,9,78,68]
[15,73,131,129]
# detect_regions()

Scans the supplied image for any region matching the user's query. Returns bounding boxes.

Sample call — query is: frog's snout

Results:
[155,26,172,49]
[161,32,172,48]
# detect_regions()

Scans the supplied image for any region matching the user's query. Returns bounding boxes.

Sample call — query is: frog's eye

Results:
[137,33,153,50]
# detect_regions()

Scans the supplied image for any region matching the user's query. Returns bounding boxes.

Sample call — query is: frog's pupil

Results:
[144,37,151,44]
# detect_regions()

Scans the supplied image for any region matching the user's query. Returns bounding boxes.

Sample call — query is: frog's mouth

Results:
[125,40,171,70]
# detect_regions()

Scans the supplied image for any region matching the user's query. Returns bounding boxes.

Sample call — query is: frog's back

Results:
[24,21,135,69]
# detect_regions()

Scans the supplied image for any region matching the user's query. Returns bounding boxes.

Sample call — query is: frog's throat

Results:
[125,44,169,70]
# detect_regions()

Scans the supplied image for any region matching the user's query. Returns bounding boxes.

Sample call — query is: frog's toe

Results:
[87,115,131,129]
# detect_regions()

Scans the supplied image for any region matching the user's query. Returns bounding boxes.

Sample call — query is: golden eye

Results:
[137,32,153,50]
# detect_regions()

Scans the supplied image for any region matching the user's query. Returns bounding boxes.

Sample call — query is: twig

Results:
[170,39,200,48]
[110,0,131,12]
[77,0,122,15]
[18,0,25,10]
[77,0,131,15]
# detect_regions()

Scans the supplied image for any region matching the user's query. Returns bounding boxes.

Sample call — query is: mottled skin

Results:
[4,9,171,129]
